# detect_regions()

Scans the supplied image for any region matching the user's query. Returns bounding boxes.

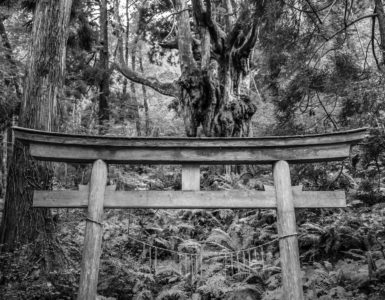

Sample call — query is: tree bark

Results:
[98,0,110,131]
[139,55,150,135]
[0,0,73,265]
[0,16,22,100]
[131,53,141,136]
[375,0,385,66]
[123,0,130,96]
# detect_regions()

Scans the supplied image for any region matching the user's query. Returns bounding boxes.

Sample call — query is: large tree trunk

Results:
[98,0,110,131]
[178,0,261,137]
[0,0,73,268]
[129,5,149,137]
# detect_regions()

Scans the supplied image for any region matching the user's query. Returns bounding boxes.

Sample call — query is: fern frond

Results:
[156,288,187,300]
[206,228,236,250]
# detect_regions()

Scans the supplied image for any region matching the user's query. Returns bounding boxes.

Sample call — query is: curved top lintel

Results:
[13,127,369,164]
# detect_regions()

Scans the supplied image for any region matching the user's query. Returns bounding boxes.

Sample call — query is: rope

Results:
[126,235,280,258]
[85,217,104,227]
[127,235,201,256]
[278,233,298,240]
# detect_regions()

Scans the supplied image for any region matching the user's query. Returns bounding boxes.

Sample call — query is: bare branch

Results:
[308,13,377,65]
[113,62,179,98]
[159,39,179,49]
[315,91,338,130]
[304,0,323,24]
[283,0,336,14]
[159,37,200,50]
[371,15,381,71]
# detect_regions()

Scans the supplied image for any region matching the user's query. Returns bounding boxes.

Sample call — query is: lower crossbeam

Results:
[33,189,346,209]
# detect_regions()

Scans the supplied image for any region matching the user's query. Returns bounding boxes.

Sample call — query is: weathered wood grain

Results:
[273,160,304,300]
[78,160,107,300]
[182,165,200,191]
[78,184,116,192]
[29,143,351,164]
[33,189,346,208]
[13,126,368,147]
[13,126,368,164]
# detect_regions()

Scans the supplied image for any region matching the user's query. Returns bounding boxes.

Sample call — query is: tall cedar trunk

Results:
[98,0,110,131]
[139,55,150,135]
[375,0,385,66]
[0,17,22,100]
[131,53,141,136]
[122,0,129,122]
[0,0,73,266]
[130,6,148,137]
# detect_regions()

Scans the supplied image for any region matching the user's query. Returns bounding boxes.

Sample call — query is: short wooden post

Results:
[181,164,200,284]
[182,164,200,191]
[273,160,304,300]
[78,159,107,300]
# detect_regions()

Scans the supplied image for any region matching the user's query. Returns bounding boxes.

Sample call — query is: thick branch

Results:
[304,0,323,24]
[223,0,235,30]
[202,0,226,52]
[113,62,179,98]
[159,37,200,50]
[175,0,197,72]
[237,19,259,54]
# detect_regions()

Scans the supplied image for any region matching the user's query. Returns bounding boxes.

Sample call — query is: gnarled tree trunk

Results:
[115,0,265,137]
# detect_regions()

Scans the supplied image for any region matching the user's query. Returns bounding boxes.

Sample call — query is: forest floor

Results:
[1,165,385,300]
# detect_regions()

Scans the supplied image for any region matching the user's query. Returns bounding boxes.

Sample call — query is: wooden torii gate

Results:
[13,127,368,300]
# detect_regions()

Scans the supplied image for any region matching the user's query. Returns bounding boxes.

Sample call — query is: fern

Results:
[197,273,231,298]
[206,228,236,250]
[133,289,154,300]
[156,288,187,300]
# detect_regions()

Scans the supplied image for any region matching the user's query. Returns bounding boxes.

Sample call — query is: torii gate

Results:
[13,127,368,300]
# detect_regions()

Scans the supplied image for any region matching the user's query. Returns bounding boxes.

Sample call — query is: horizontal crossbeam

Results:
[14,127,368,164]
[33,189,346,209]
[29,143,351,164]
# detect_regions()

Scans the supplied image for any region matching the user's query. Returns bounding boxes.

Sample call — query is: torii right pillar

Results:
[273,160,304,300]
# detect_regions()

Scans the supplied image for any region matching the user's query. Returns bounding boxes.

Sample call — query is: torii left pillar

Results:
[78,159,107,300]
[273,160,304,300]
